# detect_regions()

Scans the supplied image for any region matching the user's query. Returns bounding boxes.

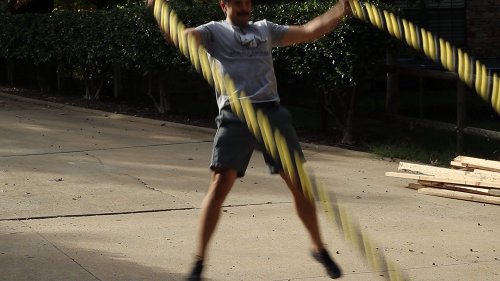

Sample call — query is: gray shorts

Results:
[210,102,304,177]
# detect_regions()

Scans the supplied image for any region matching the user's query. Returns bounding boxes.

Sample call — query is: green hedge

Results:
[0,5,184,69]
[0,0,397,112]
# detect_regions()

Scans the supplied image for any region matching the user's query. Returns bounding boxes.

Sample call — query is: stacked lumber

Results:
[386,156,500,205]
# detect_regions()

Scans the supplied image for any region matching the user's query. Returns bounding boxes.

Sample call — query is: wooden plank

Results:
[462,164,500,173]
[452,160,500,176]
[417,180,444,187]
[385,172,500,189]
[398,162,500,181]
[453,156,500,172]
[472,169,500,177]
[399,162,452,176]
[386,172,421,180]
[418,188,500,205]
[490,189,500,196]
[417,181,500,196]
[450,160,464,168]
[407,183,423,190]
[417,181,493,196]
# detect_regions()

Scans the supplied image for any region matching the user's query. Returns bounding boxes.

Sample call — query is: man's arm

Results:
[147,0,203,46]
[279,0,351,46]
[184,28,203,46]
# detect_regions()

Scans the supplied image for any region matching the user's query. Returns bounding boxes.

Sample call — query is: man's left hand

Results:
[338,0,353,17]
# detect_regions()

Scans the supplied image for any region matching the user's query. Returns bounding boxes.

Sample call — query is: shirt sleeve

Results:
[195,21,215,49]
[266,20,289,47]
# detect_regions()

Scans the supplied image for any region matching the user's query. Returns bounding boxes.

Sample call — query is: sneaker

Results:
[186,259,204,281]
[312,249,342,279]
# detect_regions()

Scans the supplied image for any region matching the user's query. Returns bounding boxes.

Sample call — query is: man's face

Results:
[221,0,252,27]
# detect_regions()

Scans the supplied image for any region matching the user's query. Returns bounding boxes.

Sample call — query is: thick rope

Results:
[349,0,499,114]
[149,1,500,280]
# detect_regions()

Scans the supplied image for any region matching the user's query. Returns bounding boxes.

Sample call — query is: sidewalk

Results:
[0,92,499,281]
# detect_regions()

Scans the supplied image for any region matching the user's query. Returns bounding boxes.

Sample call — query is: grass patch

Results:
[360,120,499,166]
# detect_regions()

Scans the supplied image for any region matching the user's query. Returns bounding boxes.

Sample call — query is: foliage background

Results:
[0,0,395,102]
[1,0,499,163]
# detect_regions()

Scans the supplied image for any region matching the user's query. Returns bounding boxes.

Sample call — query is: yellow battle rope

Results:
[149,0,496,280]
[151,0,409,280]
[349,0,499,114]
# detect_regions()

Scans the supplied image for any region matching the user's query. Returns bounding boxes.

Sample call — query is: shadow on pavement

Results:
[0,229,210,281]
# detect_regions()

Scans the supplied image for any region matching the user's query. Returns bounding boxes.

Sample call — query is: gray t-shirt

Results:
[196,20,289,110]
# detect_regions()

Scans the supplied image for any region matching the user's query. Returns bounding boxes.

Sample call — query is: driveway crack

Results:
[136,177,163,193]
[84,151,105,168]
[1,202,292,221]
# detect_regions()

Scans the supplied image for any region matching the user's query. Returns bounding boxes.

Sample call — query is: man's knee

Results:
[207,168,237,200]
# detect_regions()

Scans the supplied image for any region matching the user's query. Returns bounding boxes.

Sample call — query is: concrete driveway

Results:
[0,92,499,281]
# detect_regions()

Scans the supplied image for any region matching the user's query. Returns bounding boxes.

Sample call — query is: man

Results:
[149,0,351,280]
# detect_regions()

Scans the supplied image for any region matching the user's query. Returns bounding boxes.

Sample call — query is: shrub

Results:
[0,0,397,128]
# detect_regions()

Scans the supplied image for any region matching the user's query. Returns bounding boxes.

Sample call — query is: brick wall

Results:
[466,0,500,58]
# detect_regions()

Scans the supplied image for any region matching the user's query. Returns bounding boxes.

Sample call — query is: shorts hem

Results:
[210,164,245,178]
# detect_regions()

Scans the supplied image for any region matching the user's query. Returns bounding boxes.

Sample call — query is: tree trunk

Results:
[323,90,345,134]
[318,87,328,132]
[83,67,93,100]
[146,68,162,112]
[56,64,65,92]
[158,70,172,113]
[341,86,358,145]
[386,52,398,114]
[94,75,105,100]
[7,58,15,86]
[113,62,122,99]
[456,80,466,154]
[36,63,50,93]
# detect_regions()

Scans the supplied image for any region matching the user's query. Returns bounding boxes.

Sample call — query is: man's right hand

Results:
[147,0,155,9]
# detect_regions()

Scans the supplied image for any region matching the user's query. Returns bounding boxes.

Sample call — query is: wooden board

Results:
[453,156,500,173]
[417,180,494,196]
[418,188,500,205]
[407,183,423,190]
[417,180,444,187]
[471,169,500,177]
[490,189,500,196]
[450,161,471,170]
[451,160,500,176]
[408,183,500,197]
[399,162,456,176]
[398,162,500,181]
[385,172,500,189]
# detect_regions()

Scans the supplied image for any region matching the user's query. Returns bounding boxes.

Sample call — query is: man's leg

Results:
[280,171,342,279]
[279,171,324,251]
[196,168,238,259]
[188,168,238,281]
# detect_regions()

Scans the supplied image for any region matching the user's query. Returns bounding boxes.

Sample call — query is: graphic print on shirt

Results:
[235,31,267,49]
[230,27,270,58]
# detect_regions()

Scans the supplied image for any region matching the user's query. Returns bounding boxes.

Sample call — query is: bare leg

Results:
[280,171,342,278]
[280,171,324,252]
[195,168,238,260]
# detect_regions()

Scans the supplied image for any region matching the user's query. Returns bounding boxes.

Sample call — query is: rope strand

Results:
[148,1,498,279]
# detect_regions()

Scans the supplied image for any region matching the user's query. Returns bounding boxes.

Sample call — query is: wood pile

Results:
[386,156,500,205]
